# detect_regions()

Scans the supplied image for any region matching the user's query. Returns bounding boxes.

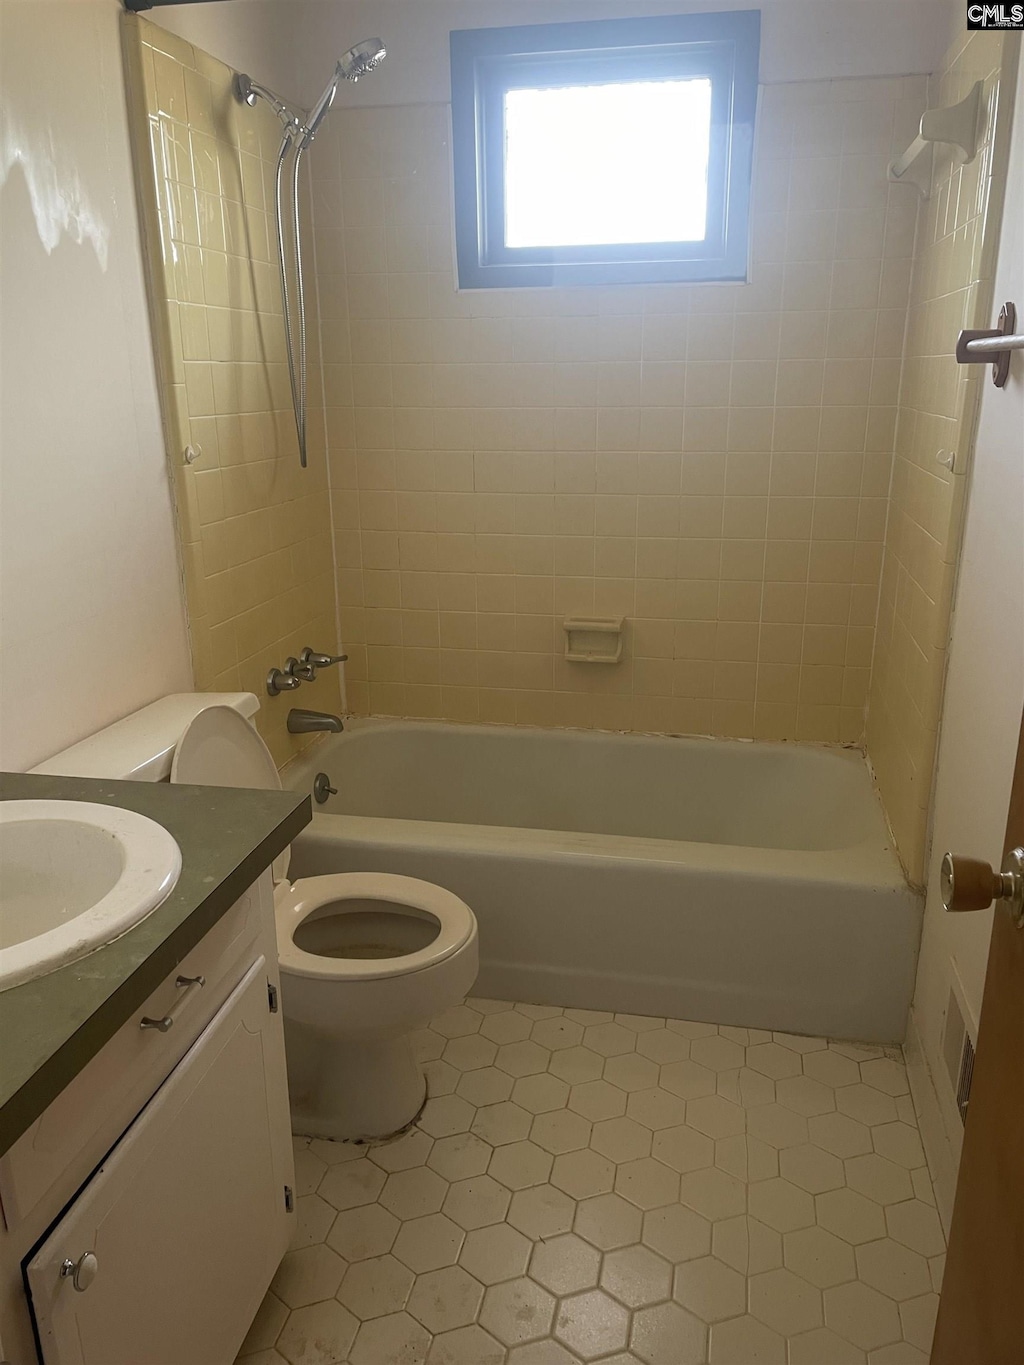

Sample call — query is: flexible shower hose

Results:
[274,134,308,467]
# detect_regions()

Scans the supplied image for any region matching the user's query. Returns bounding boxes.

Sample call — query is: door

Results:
[26,956,293,1365]
[931,712,1024,1362]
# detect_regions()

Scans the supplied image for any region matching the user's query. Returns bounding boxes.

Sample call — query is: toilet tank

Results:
[30,693,261,783]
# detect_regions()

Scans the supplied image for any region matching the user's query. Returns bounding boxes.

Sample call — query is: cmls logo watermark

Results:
[967,3,1024,26]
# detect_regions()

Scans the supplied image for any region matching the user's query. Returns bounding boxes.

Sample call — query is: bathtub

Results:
[282,720,922,1043]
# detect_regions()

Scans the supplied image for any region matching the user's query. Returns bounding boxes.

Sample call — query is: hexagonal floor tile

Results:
[443,1174,511,1230]
[487,1140,553,1191]
[604,1052,661,1093]
[406,1265,485,1334]
[602,1243,673,1308]
[885,1199,945,1256]
[636,1029,693,1064]
[277,1299,358,1365]
[659,1060,716,1100]
[554,1289,631,1359]
[507,1183,577,1239]
[712,1215,783,1276]
[615,1157,680,1210]
[631,1301,707,1365]
[748,1266,823,1335]
[425,1323,505,1365]
[816,1187,887,1245]
[855,1238,932,1300]
[530,1108,592,1155]
[550,1148,615,1199]
[745,1043,803,1080]
[690,1034,746,1072]
[672,1255,746,1322]
[568,1080,628,1121]
[584,1022,638,1057]
[458,1222,532,1286]
[270,1245,346,1309]
[319,1158,386,1211]
[479,1276,556,1347]
[512,1073,570,1115]
[575,1192,643,1250]
[708,1314,786,1365]
[427,1132,493,1182]
[591,1115,654,1161]
[348,1310,431,1365]
[472,1102,533,1146]
[392,1214,466,1274]
[530,1016,584,1051]
[678,1166,746,1221]
[642,1203,712,1262]
[326,1202,399,1262]
[651,1124,715,1174]
[528,1233,601,1295]
[824,1280,902,1351]
[456,1067,514,1108]
[783,1225,857,1288]
[338,1255,415,1321]
[747,1177,815,1233]
[745,1102,809,1150]
[380,1166,449,1220]
[779,1142,846,1194]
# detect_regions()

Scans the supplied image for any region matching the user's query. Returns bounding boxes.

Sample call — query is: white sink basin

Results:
[0,801,181,991]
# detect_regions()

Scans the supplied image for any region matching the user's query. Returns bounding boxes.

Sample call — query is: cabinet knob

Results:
[61,1252,98,1292]
[941,848,1024,927]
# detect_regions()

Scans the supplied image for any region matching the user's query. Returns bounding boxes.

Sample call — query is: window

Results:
[450,10,760,289]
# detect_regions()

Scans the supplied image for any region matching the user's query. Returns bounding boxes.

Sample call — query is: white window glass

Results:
[504,78,712,249]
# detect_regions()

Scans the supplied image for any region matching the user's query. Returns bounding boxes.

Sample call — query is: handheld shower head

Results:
[299,40,386,148]
[339,38,386,82]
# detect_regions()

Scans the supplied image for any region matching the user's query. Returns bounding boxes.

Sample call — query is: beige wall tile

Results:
[127,18,343,767]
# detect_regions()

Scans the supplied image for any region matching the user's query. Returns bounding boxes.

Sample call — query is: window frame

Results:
[450,10,761,290]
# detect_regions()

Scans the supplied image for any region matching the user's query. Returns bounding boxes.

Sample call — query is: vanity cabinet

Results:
[0,872,293,1365]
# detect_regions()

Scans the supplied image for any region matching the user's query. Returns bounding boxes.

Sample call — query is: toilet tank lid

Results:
[30,693,261,783]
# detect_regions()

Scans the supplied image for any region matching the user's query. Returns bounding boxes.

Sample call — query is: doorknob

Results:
[940,847,1024,927]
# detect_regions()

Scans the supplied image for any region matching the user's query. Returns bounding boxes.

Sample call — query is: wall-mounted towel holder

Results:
[564,617,624,664]
[888,80,983,198]
[956,301,1023,388]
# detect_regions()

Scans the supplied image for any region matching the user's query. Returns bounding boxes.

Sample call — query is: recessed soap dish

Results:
[564,617,624,664]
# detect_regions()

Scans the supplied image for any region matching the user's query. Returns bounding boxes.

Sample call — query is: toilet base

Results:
[285,1021,428,1141]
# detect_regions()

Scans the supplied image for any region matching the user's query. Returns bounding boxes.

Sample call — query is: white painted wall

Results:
[906,51,1024,1229]
[156,0,954,109]
[0,0,192,771]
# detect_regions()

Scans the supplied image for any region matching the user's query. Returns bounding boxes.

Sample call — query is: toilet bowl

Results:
[171,705,478,1140]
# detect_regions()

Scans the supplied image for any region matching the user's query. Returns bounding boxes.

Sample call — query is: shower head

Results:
[338,38,386,82]
[299,39,386,147]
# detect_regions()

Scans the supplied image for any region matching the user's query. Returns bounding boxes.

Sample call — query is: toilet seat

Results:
[275,872,476,982]
[170,706,477,987]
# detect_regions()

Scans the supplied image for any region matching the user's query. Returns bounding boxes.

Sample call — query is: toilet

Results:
[171,704,478,1141]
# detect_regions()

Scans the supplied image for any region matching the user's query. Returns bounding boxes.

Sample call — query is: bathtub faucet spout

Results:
[287,708,345,734]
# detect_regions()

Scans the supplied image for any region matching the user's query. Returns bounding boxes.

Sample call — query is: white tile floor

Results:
[236,1000,944,1365]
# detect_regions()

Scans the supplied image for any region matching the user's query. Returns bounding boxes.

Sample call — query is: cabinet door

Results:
[26,956,293,1365]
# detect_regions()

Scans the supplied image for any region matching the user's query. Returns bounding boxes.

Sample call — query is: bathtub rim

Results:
[282,718,909,892]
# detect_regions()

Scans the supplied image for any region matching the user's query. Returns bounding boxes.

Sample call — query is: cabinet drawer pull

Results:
[60,1252,98,1292]
[140,974,206,1032]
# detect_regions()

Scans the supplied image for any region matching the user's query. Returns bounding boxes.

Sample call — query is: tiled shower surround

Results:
[236,1000,943,1365]
[867,30,1015,881]
[124,18,343,767]
[310,78,927,744]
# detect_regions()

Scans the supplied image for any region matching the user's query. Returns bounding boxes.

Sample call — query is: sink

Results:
[0,801,181,991]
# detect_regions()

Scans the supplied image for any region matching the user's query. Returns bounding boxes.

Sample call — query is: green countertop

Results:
[0,772,310,1155]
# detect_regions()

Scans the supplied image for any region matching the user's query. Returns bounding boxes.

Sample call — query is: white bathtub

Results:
[282,720,922,1042]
